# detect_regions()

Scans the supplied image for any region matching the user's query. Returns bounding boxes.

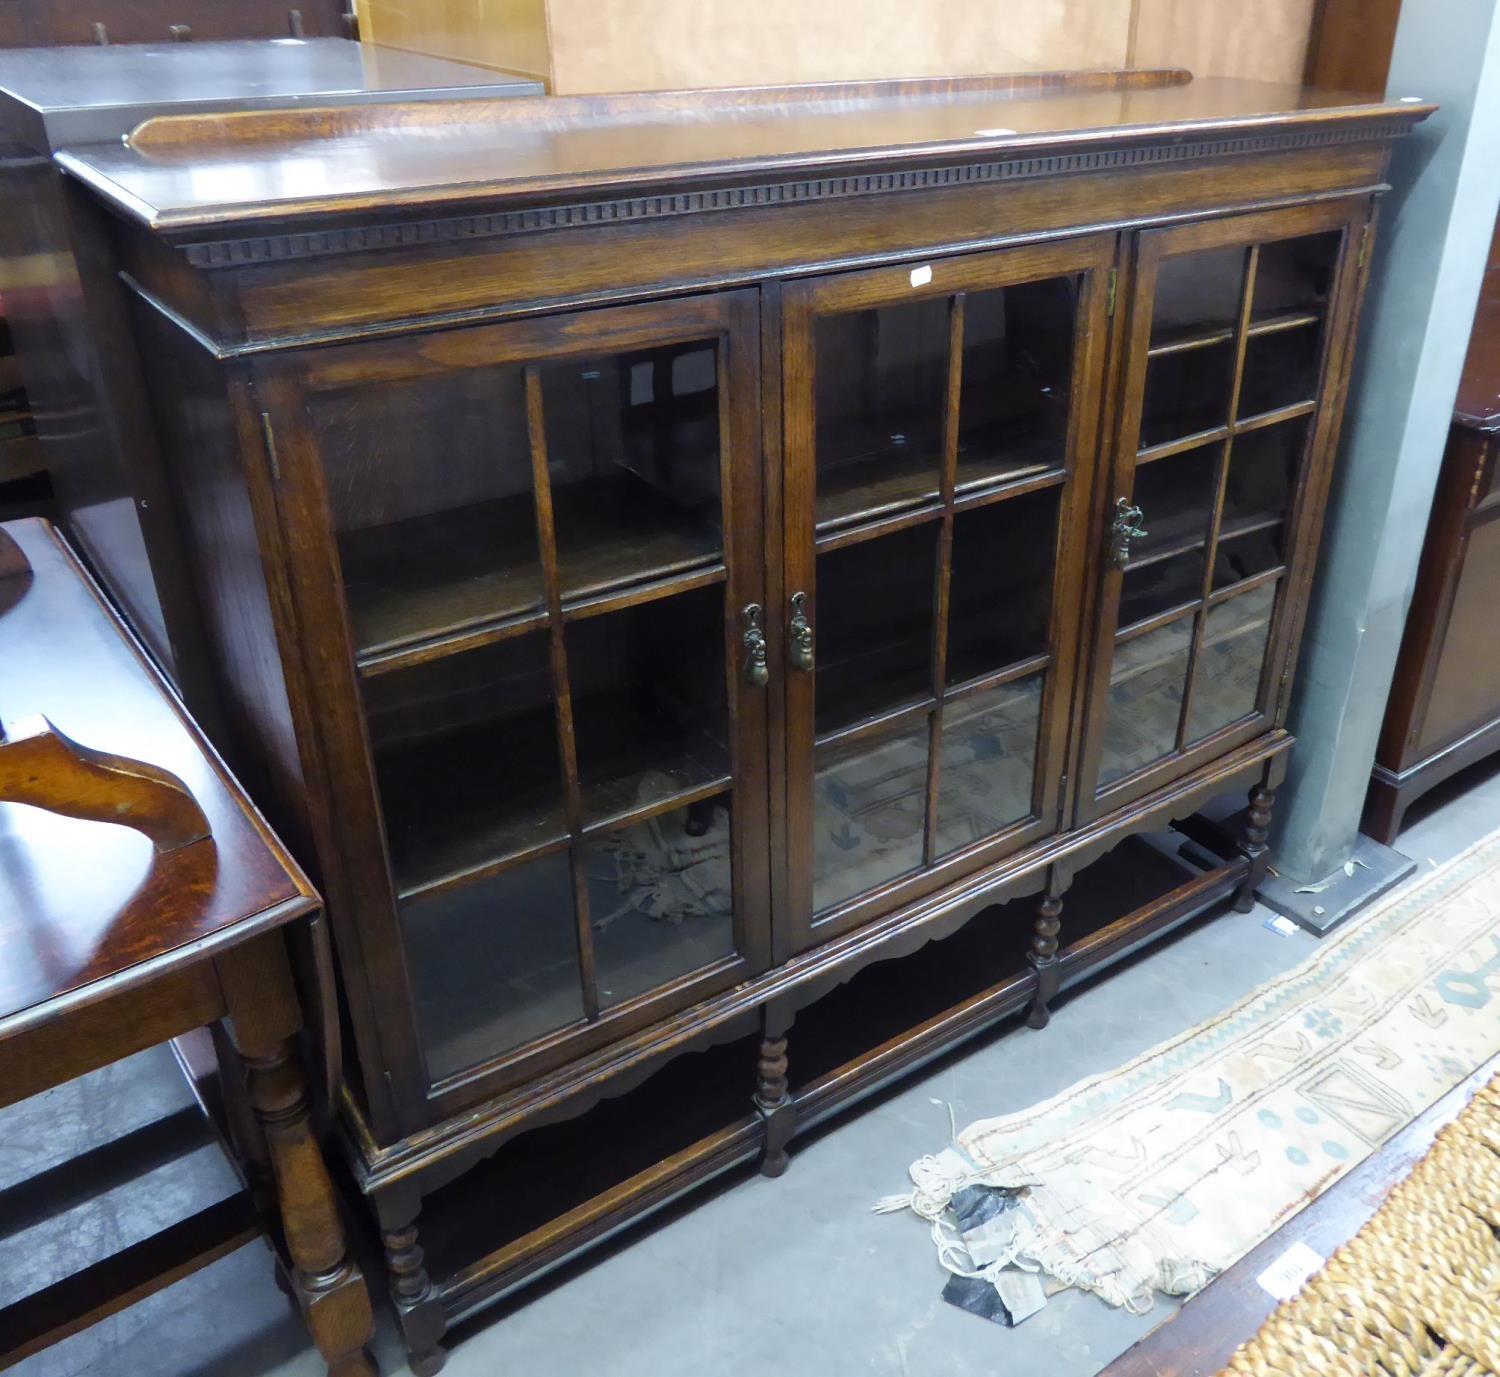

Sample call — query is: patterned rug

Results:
[879,828,1500,1316]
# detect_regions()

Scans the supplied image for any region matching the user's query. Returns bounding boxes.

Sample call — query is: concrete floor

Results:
[9,755,1500,1377]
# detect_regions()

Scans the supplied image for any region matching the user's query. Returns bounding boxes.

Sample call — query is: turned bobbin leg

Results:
[754,1007,797,1178]
[1233,778,1278,913]
[376,1187,447,1377]
[216,934,376,1377]
[1025,886,1064,1030]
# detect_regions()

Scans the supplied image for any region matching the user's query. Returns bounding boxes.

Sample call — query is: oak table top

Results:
[0,516,317,1040]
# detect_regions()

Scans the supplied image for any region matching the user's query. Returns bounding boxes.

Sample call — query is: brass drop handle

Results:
[741,603,769,688]
[1109,496,1148,569]
[788,591,815,673]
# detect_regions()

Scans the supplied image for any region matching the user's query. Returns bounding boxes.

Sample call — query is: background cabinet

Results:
[1367,213,1500,841]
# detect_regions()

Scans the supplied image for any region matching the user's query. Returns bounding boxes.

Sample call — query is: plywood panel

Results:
[1304,0,1401,94]
[356,0,551,83]
[542,0,1133,95]
[1130,0,1317,84]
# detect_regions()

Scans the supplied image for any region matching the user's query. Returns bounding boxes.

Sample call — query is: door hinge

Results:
[1106,267,1118,317]
[259,410,281,484]
[1357,222,1372,273]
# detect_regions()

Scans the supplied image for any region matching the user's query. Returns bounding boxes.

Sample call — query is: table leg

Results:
[217,933,376,1377]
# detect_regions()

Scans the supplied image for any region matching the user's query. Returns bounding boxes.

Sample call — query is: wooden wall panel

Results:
[355,0,1332,98]
[541,0,1132,95]
[355,0,550,83]
[1129,0,1317,84]
[1303,0,1401,94]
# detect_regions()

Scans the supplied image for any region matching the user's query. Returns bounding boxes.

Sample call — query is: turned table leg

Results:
[754,1007,796,1178]
[1234,778,1278,913]
[217,934,376,1377]
[1026,888,1064,1030]
[376,1188,447,1376]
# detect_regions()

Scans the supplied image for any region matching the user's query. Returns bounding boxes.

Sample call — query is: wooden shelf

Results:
[346,476,724,677]
[342,497,545,670]
[816,433,1062,536]
[1146,309,1319,359]
[1056,837,1242,982]
[572,700,730,832]
[1148,321,1236,357]
[375,705,568,901]
[379,699,731,900]
[1127,503,1282,573]
[1249,309,1320,338]
[1139,413,1230,458]
[953,437,1062,499]
[1235,398,1317,435]
[816,448,942,531]
[422,1031,765,1322]
[553,473,722,602]
[1219,511,1283,545]
[414,824,1241,1329]
[814,645,934,739]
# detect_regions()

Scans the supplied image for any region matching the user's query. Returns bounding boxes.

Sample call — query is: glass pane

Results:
[947,487,1059,684]
[814,715,930,913]
[816,522,938,734]
[313,366,541,657]
[1140,341,1235,449]
[1150,245,1248,346]
[1213,419,1306,590]
[936,673,1043,856]
[401,852,583,1079]
[366,634,563,896]
[1121,550,1204,628]
[1130,447,1220,563]
[1238,327,1321,419]
[587,793,736,1009]
[1253,232,1341,321]
[1098,614,1194,787]
[815,298,948,528]
[541,345,723,599]
[957,277,1077,490]
[566,584,729,827]
[1186,581,1278,742]
[1118,447,1218,626]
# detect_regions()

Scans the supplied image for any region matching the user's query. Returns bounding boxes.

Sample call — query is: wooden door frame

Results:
[777,234,1115,954]
[1072,196,1373,824]
[252,290,772,1134]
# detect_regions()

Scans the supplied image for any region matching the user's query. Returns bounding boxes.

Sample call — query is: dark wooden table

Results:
[0,517,375,1374]
[1100,1056,1497,1377]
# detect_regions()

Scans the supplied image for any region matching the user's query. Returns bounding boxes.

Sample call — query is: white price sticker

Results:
[1255,1241,1323,1301]
[910,265,933,288]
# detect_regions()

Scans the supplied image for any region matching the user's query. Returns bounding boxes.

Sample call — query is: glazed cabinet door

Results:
[256,292,769,1125]
[780,237,1114,950]
[1074,200,1369,820]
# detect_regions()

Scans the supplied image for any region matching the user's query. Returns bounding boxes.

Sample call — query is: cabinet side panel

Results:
[129,304,308,843]
[1375,425,1488,771]
[1413,510,1500,759]
[126,301,362,1120]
